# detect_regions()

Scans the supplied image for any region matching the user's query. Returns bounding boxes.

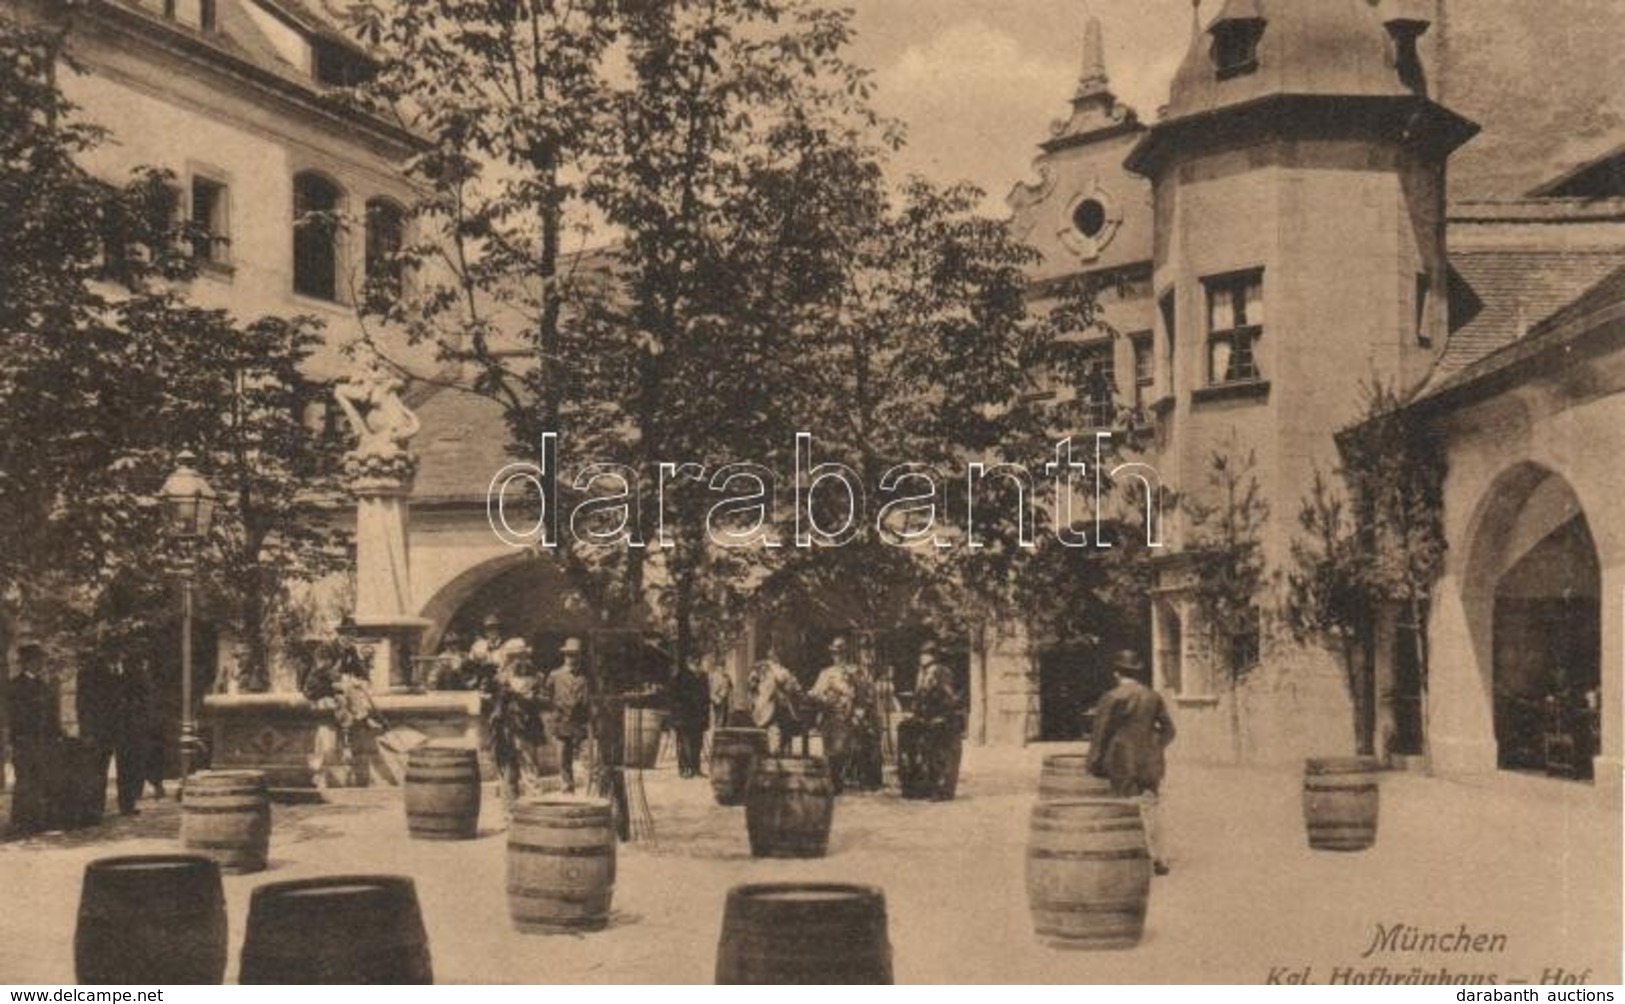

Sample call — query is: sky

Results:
[841,1,1196,210]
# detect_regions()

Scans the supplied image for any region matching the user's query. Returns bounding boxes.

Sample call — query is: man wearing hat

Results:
[912,643,963,794]
[541,637,591,794]
[8,639,61,835]
[811,637,868,793]
[1086,649,1176,875]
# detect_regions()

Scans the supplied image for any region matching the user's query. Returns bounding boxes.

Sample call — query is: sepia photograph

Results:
[0,0,1621,986]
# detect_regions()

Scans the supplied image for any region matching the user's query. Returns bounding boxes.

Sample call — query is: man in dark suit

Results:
[8,639,60,835]
[670,662,710,779]
[1087,649,1176,875]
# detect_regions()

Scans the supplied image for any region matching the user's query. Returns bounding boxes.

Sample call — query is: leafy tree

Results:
[1183,448,1269,762]
[0,20,349,692]
[1287,382,1447,755]
[349,0,901,674]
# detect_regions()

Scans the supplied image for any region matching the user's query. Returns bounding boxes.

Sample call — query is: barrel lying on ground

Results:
[710,728,768,806]
[716,883,893,984]
[181,770,270,874]
[75,855,227,985]
[404,746,482,840]
[239,875,433,983]
[1038,754,1114,801]
[1302,755,1381,851]
[507,797,617,933]
[1026,799,1152,950]
[745,756,834,859]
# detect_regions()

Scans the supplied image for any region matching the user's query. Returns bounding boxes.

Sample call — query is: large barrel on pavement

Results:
[506,797,617,933]
[239,875,432,983]
[1025,799,1152,950]
[181,770,270,874]
[75,855,227,984]
[745,756,834,859]
[404,746,481,840]
[715,883,892,984]
[1302,756,1381,851]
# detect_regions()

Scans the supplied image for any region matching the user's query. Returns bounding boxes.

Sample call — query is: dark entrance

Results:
[1491,514,1600,779]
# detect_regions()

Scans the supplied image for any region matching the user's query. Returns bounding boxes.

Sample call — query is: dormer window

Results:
[1212,18,1265,80]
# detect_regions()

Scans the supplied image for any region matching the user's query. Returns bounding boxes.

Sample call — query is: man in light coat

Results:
[1086,649,1176,875]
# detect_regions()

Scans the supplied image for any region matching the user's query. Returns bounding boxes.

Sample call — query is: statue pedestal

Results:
[202,691,489,791]
[351,615,433,694]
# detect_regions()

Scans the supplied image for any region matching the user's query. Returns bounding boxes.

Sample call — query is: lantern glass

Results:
[160,453,217,540]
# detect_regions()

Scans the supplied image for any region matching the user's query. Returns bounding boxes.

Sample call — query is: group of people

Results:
[744,638,964,796]
[471,624,594,801]
[5,638,168,836]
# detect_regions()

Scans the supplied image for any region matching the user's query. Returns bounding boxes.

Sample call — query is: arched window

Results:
[365,197,406,307]
[293,171,342,301]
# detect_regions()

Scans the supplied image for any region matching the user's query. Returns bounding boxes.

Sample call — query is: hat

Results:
[828,637,848,652]
[1110,649,1146,674]
[919,640,941,660]
[15,636,43,655]
[482,614,503,630]
[560,637,584,654]
[336,615,358,635]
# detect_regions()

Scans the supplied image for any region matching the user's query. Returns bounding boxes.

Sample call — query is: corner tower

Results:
[1125,0,1479,762]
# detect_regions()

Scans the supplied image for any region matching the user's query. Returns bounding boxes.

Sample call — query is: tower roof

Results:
[1164,0,1413,122]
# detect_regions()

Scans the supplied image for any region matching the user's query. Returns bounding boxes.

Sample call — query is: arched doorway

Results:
[1470,464,1602,780]
[418,552,600,670]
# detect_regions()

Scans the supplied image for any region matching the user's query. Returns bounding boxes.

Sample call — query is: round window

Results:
[1072,198,1108,239]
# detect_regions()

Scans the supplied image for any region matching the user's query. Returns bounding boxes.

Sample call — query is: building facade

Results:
[1007,1,1621,797]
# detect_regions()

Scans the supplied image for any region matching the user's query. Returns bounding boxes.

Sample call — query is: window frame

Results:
[1212,19,1265,81]
[189,170,232,272]
[364,196,407,308]
[1203,269,1265,388]
[292,170,345,303]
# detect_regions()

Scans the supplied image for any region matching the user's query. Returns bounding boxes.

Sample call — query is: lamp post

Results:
[160,450,216,790]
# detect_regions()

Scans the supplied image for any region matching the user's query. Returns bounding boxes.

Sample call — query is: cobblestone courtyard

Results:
[2,747,1619,984]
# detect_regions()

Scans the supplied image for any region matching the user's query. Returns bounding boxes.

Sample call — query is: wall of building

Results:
[58,10,429,382]
[1426,357,1625,802]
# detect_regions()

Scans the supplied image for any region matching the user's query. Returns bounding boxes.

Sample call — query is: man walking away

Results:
[1086,650,1176,875]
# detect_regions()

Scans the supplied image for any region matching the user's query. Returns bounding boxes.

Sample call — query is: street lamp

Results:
[160,450,216,790]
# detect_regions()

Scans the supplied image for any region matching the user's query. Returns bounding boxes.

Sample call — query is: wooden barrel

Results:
[1303,756,1381,851]
[181,770,270,874]
[239,875,433,984]
[404,746,481,840]
[1039,754,1114,801]
[745,756,834,859]
[506,797,616,934]
[75,855,226,984]
[1025,799,1152,950]
[710,728,768,806]
[622,706,667,768]
[715,883,892,984]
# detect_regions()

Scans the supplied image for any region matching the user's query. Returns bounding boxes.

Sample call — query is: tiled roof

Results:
[1432,248,1625,380]
[410,385,521,504]
[1416,264,1625,407]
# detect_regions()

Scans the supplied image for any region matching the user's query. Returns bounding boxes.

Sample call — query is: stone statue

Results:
[336,347,420,485]
[336,347,420,459]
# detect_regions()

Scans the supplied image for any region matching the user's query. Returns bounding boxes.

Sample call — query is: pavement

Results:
[1,745,1620,985]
